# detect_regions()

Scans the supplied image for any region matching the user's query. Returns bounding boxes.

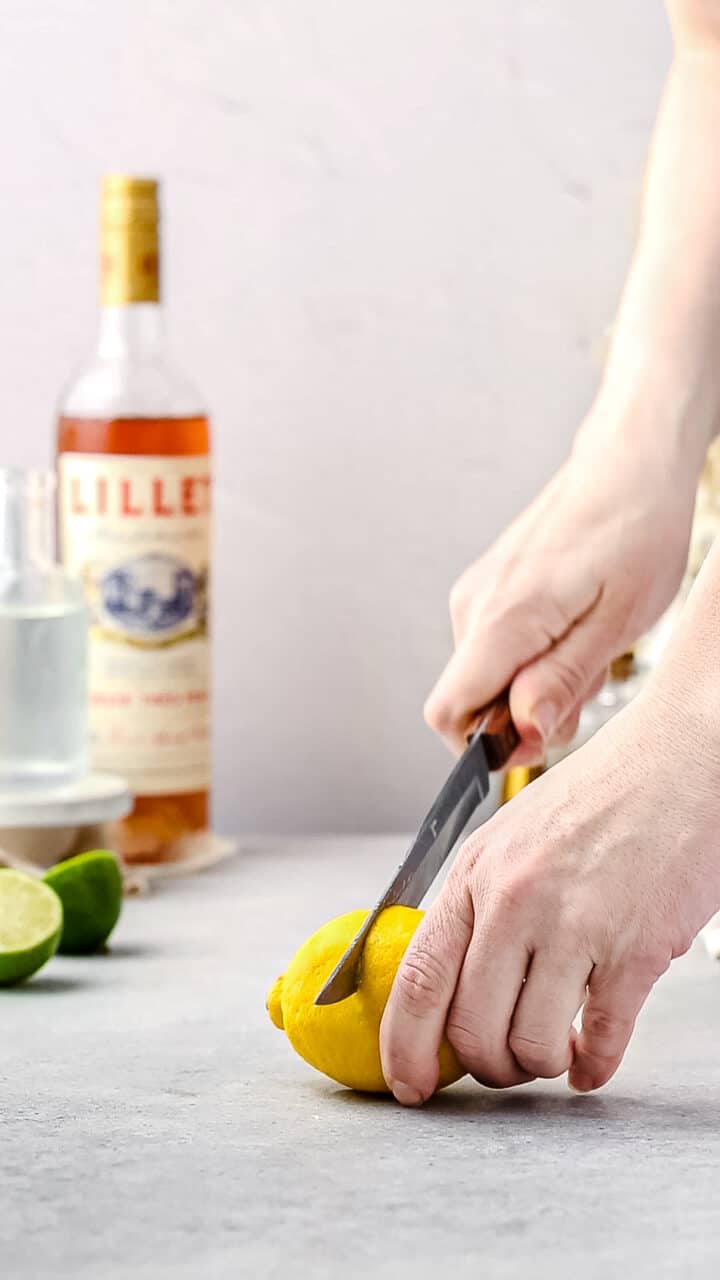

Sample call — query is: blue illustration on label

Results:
[100,553,205,642]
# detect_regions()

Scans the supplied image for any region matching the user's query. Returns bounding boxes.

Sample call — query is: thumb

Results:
[510,613,617,743]
[380,887,473,1105]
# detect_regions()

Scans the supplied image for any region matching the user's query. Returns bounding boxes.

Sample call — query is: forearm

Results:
[582,11,720,485]
[650,532,720,765]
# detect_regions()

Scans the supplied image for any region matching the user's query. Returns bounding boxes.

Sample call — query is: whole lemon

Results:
[267,905,464,1094]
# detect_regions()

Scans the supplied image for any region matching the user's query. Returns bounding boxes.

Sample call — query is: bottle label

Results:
[58,453,211,795]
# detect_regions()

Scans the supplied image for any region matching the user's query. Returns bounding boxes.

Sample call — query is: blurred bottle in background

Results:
[56,176,211,864]
[0,468,87,789]
[500,763,545,805]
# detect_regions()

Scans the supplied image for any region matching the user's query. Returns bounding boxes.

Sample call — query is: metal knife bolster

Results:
[314,693,519,1006]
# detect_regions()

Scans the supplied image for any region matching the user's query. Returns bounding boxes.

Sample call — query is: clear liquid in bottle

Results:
[0,469,88,790]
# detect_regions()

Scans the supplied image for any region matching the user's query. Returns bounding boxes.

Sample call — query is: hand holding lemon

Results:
[268,906,464,1096]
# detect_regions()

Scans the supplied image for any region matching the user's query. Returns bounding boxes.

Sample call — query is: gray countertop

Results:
[4,836,720,1279]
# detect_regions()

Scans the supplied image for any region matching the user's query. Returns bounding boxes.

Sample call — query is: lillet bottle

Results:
[57,175,211,864]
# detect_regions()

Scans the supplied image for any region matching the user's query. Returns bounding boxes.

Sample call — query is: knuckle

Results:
[500,868,536,909]
[480,866,538,918]
[446,1021,480,1066]
[502,591,540,632]
[451,830,486,882]
[447,1018,524,1089]
[438,877,475,939]
[394,944,448,1016]
[446,1016,488,1071]
[549,712,580,747]
[449,577,471,624]
[445,1007,483,1064]
[552,904,593,952]
[508,1030,568,1078]
[448,854,539,934]
[671,933,693,960]
[446,837,502,907]
[581,1004,633,1050]
[493,589,557,651]
[423,691,451,733]
[546,654,589,706]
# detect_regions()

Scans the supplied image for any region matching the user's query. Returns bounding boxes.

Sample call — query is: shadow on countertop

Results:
[321,1078,713,1135]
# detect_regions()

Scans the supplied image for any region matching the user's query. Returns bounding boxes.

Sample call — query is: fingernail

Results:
[391,1081,424,1107]
[532,700,557,740]
[568,1074,594,1094]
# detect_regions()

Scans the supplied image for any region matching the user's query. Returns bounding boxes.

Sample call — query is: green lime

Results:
[44,850,123,955]
[0,870,63,985]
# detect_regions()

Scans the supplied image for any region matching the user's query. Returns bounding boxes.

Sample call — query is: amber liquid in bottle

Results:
[57,178,211,864]
[58,414,210,861]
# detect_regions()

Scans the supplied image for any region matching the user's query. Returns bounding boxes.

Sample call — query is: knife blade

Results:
[314,693,519,1006]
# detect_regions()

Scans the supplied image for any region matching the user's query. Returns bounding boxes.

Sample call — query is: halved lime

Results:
[44,850,123,955]
[0,870,63,985]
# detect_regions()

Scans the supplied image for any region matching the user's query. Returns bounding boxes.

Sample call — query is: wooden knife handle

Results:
[467,691,520,771]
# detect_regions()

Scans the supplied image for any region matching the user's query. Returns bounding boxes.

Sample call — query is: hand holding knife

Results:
[315,693,519,1006]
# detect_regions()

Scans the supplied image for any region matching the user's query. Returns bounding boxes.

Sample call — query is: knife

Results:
[315,693,519,1006]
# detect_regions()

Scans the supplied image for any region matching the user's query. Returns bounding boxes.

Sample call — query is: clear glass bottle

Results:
[0,468,88,788]
[56,176,212,864]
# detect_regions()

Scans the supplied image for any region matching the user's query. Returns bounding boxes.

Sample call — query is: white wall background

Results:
[0,1,670,834]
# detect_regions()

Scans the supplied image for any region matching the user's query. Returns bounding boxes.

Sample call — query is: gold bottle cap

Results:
[103,174,158,199]
[501,764,544,805]
[100,174,160,305]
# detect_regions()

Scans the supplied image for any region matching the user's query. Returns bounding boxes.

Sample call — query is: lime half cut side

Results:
[0,870,63,986]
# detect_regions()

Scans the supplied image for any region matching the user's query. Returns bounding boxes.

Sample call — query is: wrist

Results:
[644,549,720,793]
[572,389,706,513]
[596,326,718,480]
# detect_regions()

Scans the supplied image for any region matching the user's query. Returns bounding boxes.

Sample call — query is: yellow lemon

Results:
[267,906,464,1094]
